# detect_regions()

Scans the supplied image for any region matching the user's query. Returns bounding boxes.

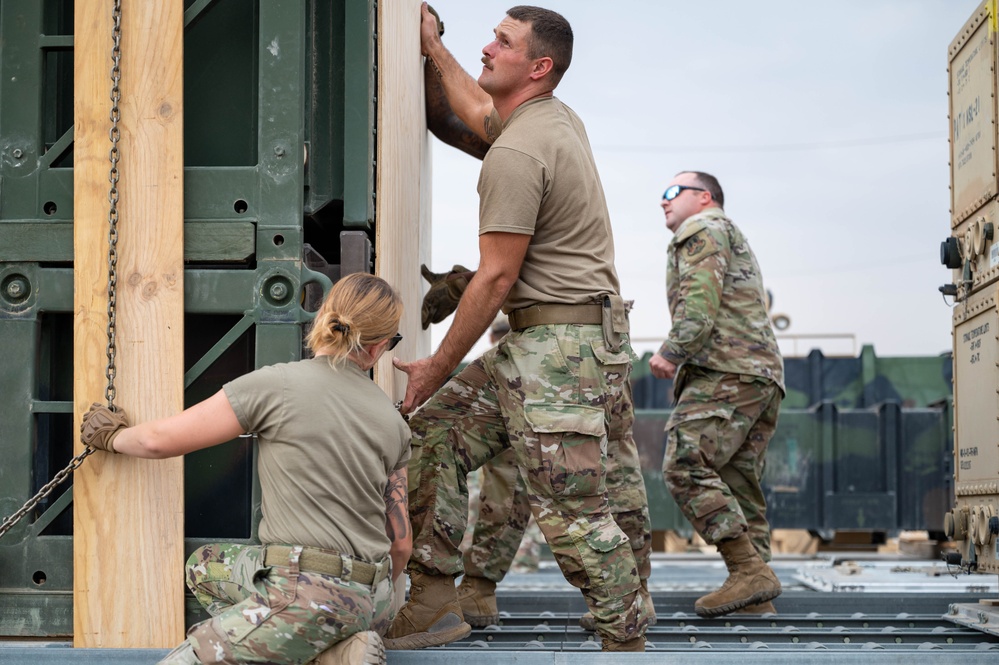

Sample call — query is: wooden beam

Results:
[375,0,432,399]
[73,1,185,648]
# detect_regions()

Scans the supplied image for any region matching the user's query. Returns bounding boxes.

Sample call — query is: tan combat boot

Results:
[310,631,385,665]
[456,575,499,627]
[733,600,777,614]
[579,579,656,631]
[694,533,781,617]
[602,636,646,652]
[383,571,471,650]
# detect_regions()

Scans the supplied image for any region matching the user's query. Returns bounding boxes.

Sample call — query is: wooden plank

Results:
[73,0,185,648]
[374,0,432,400]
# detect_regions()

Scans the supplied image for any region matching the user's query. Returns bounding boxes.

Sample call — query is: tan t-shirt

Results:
[478,96,620,311]
[223,357,411,562]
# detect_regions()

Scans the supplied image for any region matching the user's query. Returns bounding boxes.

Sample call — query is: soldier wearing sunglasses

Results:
[651,171,785,618]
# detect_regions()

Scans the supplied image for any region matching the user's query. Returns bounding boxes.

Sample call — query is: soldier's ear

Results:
[529,57,554,82]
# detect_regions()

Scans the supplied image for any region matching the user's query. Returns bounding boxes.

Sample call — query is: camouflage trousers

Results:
[461,456,546,576]
[407,323,651,642]
[159,543,393,665]
[664,366,782,559]
[462,382,652,585]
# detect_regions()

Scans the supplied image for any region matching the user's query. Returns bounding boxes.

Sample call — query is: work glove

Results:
[421,264,473,329]
[80,403,128,453]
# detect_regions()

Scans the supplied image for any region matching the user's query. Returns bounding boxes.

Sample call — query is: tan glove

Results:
[421,264,474,329]
[80,403,128,453]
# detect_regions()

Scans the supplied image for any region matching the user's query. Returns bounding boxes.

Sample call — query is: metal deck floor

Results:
[3,554,999,663]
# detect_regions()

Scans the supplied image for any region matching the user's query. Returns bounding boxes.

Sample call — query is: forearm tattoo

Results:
[424,60,492,160]
[383,469,410,543]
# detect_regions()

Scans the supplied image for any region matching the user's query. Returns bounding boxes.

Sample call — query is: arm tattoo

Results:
[383,469,410,543]
[428,56,444,79]
[425,60,492,160]
[484,112,500,143]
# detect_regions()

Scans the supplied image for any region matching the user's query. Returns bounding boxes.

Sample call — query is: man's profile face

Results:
[661,173,711,233]
[479,17,533,96]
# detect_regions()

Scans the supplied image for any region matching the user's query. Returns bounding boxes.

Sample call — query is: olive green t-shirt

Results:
[478,96,620,311]
[223,357,411,562]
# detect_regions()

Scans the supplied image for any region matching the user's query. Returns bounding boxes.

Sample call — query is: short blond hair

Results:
[306,272,403,364]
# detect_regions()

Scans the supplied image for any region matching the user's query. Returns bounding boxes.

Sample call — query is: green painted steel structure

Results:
[0,0,378,637]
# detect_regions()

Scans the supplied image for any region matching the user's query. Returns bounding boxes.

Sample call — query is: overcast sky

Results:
[423,0,978,360]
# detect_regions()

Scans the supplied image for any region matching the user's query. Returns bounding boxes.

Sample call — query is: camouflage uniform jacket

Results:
[658,208,784,390]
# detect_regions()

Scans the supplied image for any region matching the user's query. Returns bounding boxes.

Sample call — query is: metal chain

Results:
[0,0,123,540]
[106,0,122,410]
[0,447,96,538]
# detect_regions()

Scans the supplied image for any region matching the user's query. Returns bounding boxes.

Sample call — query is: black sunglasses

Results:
[387,333,403,350]
[662,185,707,201]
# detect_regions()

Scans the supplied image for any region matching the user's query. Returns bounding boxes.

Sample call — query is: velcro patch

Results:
[682,231,719,264]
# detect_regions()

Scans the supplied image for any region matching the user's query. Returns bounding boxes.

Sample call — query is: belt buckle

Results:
[371,559,389,585]
[338,553,354,583]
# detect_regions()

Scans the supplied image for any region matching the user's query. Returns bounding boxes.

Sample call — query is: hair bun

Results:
[331,320,351,334]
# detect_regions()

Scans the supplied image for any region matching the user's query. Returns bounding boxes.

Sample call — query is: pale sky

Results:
[424,0,977,360]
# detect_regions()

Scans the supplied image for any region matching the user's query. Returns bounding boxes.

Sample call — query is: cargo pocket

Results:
[220,567,297,645]
[667,368,737,430]
[187,543,270,618]
[525,404,607,497]
[568,516,631,591]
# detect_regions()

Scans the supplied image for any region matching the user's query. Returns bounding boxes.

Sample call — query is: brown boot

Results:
[694,533,781,618]
[602,636,646,652]
[733,600,777,615]
[579,579,656,631]
[456,575,499,627]
[310,631,385,665]
[383,571,471,650]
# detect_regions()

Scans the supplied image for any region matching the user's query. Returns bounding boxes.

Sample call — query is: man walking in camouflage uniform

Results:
[385,4,651,652]
[650,171,784,617]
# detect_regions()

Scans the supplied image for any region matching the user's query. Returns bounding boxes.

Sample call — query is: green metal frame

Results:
[0,0,377,637]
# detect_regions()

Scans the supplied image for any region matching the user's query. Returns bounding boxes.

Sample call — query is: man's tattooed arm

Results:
[425,59,492,160]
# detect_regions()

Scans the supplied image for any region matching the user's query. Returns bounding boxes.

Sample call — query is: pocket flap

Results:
[525,403,605,438]
[592,339,633,366]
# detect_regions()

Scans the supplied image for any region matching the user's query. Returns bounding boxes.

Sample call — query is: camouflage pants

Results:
[461,451,546,577]
[407,323,650,642]
[663,367,781,559]
[159,543,393,665]
[463,382,652,584]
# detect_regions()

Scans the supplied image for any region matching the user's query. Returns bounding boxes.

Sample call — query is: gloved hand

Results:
[80,402,128,453]
[421,264,473,329]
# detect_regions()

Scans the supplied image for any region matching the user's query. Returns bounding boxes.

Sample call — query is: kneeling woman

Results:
[81,272,412,665]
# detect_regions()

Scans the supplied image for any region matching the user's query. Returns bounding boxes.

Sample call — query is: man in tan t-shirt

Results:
[385,4,651,653]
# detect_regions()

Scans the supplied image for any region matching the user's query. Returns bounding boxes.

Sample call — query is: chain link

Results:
[106,0,122,409]
[0,0,123,540]
[0,447,97,538]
